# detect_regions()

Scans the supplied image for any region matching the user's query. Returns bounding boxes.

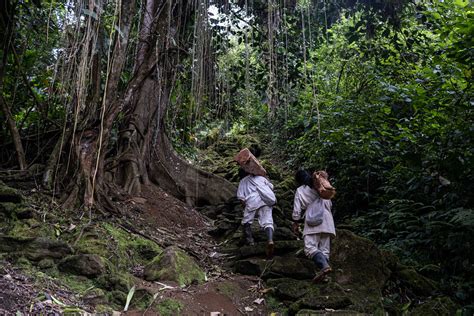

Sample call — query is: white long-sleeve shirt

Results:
[293,185,335,236]
[237,175,275,211]
[292,185,319,221]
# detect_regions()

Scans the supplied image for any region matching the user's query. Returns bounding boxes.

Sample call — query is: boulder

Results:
[331,230,390,289]
[0,235,73,261]
[233,258,267,276]
[292,295,353,311]
[395,267,438,296]
[144,246,205,286]
[0,181,23,203]
[268,256,316,280]
[266,278,313,300]
[253,226,297,242]
[58,254,107,278]
[234,256,316,280]
[237,240,303,259]
[96,272,132,292]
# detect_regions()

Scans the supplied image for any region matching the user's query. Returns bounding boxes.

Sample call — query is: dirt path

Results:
[123,185,269,315]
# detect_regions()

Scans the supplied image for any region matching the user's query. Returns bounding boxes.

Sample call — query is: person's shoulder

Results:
[253,175,269,183]
[298,184,315,193]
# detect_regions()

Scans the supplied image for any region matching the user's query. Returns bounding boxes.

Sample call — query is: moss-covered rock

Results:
[37,258,55,269]
[269,256,316,280]
[144,246,205,286]
[266,278,313,300]
[332,230,390,288]
[261,159,283,181]
[0,181,23,203]
[58,254,107,278]
[82,288,107,306]
[291,295,353,313]
[237,240,303,259]
[74,223,162,270]
[96,272,132,293]
[234,258,268,276]
[0,235,73,261]
[396,267,438,296]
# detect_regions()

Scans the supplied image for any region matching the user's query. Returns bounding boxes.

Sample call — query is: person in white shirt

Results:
[237,168,276,257]
[292,170,335,282]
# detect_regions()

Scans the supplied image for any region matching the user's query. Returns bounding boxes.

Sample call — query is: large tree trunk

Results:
[49,0,235,210]
[116,0,236,206]
[149,131,236,206]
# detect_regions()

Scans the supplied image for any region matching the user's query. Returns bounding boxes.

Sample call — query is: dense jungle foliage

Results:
[0,0,472,309]
[174,0,474,304]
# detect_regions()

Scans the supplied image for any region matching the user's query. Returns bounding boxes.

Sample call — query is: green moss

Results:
[0,202,19,215]
[261,159,283,181]
[16,256,32,267]
[144,246,206,287]
[37,258,55,269]
[74,223,162,270]
[60,273,97,294]
[9,219,54,238]
[74,228,110,258]
[155,298,184,316]
[94,304,115,314]
[266,295,288,314]
[130,289,154,310]
[106,290,127,308]
[96,272,132,293]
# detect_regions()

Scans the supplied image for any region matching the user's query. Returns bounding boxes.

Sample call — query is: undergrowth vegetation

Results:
[0,0,472,309]
[166,0,473,305]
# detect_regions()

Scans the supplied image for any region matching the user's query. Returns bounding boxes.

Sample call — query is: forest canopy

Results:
[0,0,473,307]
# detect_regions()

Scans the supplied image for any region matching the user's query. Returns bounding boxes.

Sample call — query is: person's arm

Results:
[292,190,304,234]
[236,181,246,207]
[292,190,303,221]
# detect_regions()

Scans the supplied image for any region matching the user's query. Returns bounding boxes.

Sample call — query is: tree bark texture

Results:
[50,0,235,210]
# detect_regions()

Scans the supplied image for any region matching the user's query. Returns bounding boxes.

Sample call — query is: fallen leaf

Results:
[67,224,76,231]
[244,307,254,312]
[253,298,265,305]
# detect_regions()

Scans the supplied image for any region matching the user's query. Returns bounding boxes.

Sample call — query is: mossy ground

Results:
[0,184,165,312]
[154,298,184,316]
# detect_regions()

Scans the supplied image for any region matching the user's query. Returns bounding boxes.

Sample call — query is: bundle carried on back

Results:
[234,148,267,177]
[313,170,336,199]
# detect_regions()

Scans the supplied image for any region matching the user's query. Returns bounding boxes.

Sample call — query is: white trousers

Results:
[241,205,274,230]
[304,233,331,259]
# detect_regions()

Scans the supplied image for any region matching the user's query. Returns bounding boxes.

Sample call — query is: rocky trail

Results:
[0,136,461,315]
